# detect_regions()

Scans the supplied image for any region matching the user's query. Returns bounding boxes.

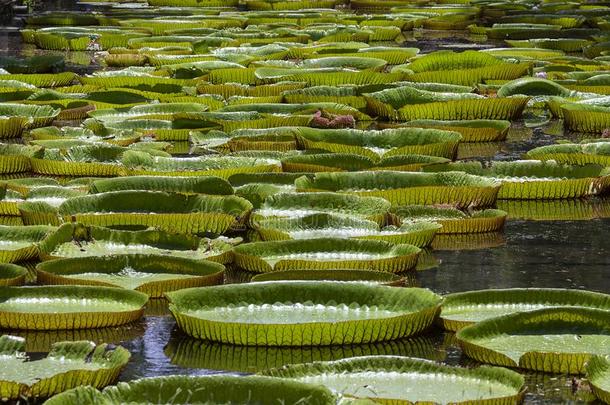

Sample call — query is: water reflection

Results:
[497,198,610,221]
[144,299,171,317]
[7,320,146,352]
[524,373,598,404]
[415,248,440,271]
[431,232,506,251]
[457,142,502,160]
[419,219,610,295]
[165,332,445,373]
[120,316,219,381]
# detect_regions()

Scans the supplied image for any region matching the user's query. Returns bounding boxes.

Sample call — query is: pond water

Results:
[1,1,610,404]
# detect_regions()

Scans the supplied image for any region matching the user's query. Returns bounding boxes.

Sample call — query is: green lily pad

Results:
[252,213,440,247]
[261,356,526,404]
[0,335,130,400]
[0,143,34,174]
[39,223,235,264]
[0,263,28,286]
[29,144,130,177]
[295,171,500,208]
[401,119,511,142]
[526,142,610,166]
[295,127,461,159]
[57,191,252,234]
[441,288,610,331]
[251,269,406,286]
[0,285,148,330]
[36,254,225,298]
[44,375,340,405]
[123,152,281,178]
[457,307,610,374]
[0,225,55,263]
[424,160,610,199]
[167,281,441,346]
[0,104,60,139]
[233,238,421,273]
[255,191,391,224]
[587,355,610,404]
[89,175,234,195]
[281,153,449,173]
[390,205,507,234]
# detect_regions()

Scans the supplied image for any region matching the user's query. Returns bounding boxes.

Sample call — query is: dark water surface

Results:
[2,2,610,404]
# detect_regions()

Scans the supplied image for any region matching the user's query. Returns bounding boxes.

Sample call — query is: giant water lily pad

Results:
[0,225,55,263]
[587,355,610,404]
[261,356,526,404]
[252,213,440,247]
[36,254,224,298]
[0,185,22,216]
[255,192,391,224]
[390,205,507,234]
[295,171,501,208]
[364,86,529,121]
[425,160,610,199]
[57,191,252,234]
[123,152,281,178]
[17,187,86,226]
[441,288,610,331]
[0,144,34,174]
[251,269,406,286]
[0,104,59,139]
[233,238,421,273]
[0,335,129,400]
[39,223,235,264]
[281,153,449,173]
[457,307,610,374]
[294,127,462,159]
[0,285,148,330]
[402,119,511,142]
[527,142,610,167]
[29,144,130,177]
[0,263,27,286]
[167,281,442,346]
[89,175,234,195]
[44,375,340,405]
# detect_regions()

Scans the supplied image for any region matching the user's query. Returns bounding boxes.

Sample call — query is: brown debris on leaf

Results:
[310,110,355,129]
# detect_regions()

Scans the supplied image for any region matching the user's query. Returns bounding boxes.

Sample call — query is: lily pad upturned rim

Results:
[0,263,28,286]
[251,212,441,247]
[232,237,421,273]
[0,334,130,400]
[390,205,508,234]
[440,287,610,331]
[457,307,610,374]
[251,268,406,286]
[0,285,148,330]
[260,355,526,405]
[167,281,442,346]
[586,355,610,404]
[295,171,501,208]
[43,375,339,405]
[38,222,235,264]
[35,254,225,298]
[0,225,56,263]
[56,191,253,234]
[259,191,391,224]
[88,175,234,195]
